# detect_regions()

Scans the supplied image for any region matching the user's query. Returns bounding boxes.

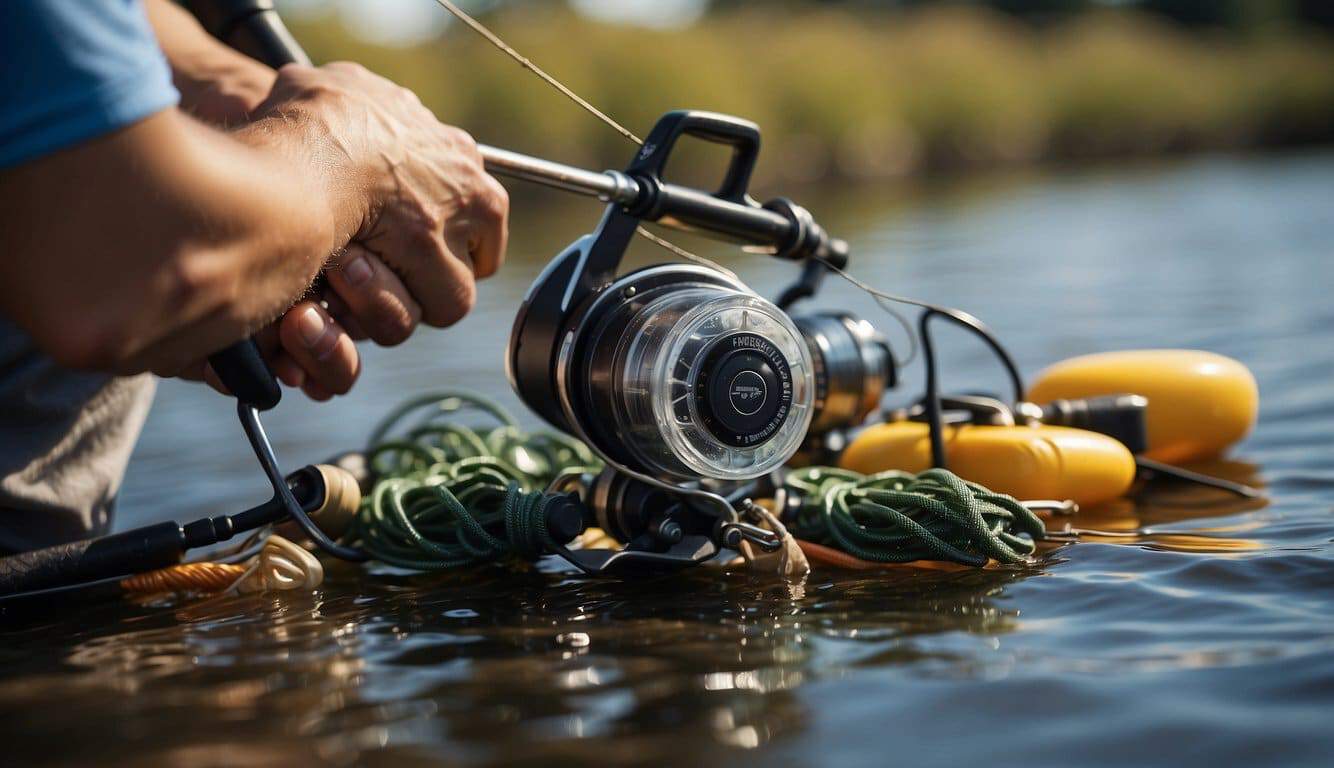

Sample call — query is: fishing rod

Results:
[193,0,1258,578]
[0,463,358,599]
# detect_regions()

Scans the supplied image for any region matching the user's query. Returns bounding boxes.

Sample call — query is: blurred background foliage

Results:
[279,0,1334,185]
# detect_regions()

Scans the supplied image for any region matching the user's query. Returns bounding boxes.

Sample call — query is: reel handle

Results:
[625,112,847,268]
[628,111,761,204]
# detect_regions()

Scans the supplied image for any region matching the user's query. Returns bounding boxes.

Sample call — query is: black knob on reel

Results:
[694,332,796,448]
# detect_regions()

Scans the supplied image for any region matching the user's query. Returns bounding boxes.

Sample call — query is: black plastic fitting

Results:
[1041,394,1150,454]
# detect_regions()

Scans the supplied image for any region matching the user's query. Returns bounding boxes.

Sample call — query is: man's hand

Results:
[145,2,503,400]
[164,61,510,400]
[272,62,508,399]
[179,299,361,402]
[247,62,508,399]
[145,4,505,399]
[261,62,508,337]
[2,53,512,391]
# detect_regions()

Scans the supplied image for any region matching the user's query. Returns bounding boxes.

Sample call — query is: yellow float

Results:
[840,421,1136,508]
[839,349,1259,508]
[1027,350,1258,464]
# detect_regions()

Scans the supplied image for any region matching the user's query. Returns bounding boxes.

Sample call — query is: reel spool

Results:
[509,111,871,486]
[536,262,816,481]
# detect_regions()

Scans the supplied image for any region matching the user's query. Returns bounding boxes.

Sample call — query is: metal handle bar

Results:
[480,146,639,203]
[481,145,847,266]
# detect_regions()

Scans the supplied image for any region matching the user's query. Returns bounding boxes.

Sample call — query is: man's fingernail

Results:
[342,254,373,286]
[297,306,327,347]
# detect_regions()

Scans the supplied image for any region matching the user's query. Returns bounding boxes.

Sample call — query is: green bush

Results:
[289,5,1334,184]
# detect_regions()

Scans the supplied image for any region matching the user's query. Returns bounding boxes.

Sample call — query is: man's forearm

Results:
[0,108,362,374]
[145,0,276,124]
[2,56,506,384]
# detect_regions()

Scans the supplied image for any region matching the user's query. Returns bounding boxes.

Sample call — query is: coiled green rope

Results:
[348,392,1046,571]
[344,392,601,570]
[784,467,1046,566]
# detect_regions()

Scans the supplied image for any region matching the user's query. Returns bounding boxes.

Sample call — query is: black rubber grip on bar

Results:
[185,1,310,66]
[0,522,185,596]
[209,340,282,411]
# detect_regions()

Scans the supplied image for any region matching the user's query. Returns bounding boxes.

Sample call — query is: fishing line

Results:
[633,226,740,282]
[811,256,1023,392]
[784,466,1047,566]
[432,0,642,145]
[431,0,747,278]
[427,0,1021,405]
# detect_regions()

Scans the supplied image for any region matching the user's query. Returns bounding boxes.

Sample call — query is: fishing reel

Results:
[508,111,894,573]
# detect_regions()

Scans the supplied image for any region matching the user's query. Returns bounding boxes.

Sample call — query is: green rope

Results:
[345,391,601,570]
[349,391,1046,571]
[785,466,1046,566]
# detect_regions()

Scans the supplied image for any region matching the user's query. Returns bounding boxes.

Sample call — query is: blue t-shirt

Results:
[0,0,177,551]
[0,0,180,169]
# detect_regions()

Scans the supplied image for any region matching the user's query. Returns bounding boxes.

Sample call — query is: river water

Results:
[1,151,1331,766]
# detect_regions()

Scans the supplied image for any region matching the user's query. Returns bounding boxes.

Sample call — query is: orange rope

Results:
[795,539,981,572]
[119,562,247,594]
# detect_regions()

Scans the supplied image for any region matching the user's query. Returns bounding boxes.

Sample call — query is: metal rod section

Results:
[480,145,640,205]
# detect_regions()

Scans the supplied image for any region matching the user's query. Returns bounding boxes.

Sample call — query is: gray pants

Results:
[0,320,154,553]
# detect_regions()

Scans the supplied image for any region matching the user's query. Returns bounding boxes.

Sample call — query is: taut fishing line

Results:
[431,0,642,145]
[432,0,732,275]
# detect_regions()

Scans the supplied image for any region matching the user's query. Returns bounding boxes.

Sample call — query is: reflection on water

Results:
[3,152,1334,766]
[1060,462,1271,553]
[3,565,1035,764]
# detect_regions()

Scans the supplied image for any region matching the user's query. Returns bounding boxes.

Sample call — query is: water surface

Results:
[2,151,1332,766]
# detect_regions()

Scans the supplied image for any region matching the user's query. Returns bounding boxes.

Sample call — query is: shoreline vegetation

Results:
[290,5,1334,186]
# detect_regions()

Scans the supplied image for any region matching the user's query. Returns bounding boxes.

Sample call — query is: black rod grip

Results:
[184,0,310,67]
[209,340,282,411]
[0,522,186,596]
[187,3,302,413]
